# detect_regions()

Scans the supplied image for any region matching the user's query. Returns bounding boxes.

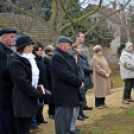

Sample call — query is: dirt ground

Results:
[33,87,134,134]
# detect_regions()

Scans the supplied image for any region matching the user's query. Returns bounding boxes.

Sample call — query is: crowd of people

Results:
[0,27,132,134]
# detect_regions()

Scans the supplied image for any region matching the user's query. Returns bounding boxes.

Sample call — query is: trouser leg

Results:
[70,107,79,131]
[0,107,18,134]
[16,117,32,134]
[48,103,55,116]
[123,79,133,100]
[55,107,73,134]
[95,97,102,107]
[100,97,105,105]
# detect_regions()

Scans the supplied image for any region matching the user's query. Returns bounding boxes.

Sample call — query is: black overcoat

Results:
[79,53,93,90]
[35,55,47,89]
[50,48,83,107]
[0,42,14,108]
[34,54,49,104]
[8,53,41,118]
[44,56,54,103]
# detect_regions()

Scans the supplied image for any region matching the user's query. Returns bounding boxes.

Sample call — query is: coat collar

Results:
[33,53,43,60]
[56,47,70,58]
[10,53,31,65]
[79,53,87,59]
[94,53,103,58]
[0,41,12,51]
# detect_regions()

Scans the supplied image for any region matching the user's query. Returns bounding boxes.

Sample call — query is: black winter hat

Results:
[0,28,17,36]
[16,35,34,50]
[57,36,73,44]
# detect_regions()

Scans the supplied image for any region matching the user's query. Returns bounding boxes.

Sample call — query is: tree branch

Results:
[76,0,102,23]
[84,0,131,36]
[59,0,102,34]
[8,0,48,25]
[92,29,113,40]
[81,22,113,40]
[58,0,75,24]
[49,0,57,24]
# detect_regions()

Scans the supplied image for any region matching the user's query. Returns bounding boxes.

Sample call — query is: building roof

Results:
[85,4,134,25]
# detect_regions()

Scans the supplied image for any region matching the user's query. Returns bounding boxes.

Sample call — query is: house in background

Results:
[85,2,134,54]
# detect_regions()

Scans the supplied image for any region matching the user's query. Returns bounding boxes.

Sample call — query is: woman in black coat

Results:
[71,43,89,121]
[44,45,55,119]
[33,43,48,123]
[8,36,42,134]
[78,53,93,110]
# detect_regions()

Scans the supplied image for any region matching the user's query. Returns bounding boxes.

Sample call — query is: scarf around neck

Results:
[21,53,39,88]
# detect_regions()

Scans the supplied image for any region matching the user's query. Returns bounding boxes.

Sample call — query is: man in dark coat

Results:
[0,28,18,134]
[51,36,84,134]
[75,32,93,110]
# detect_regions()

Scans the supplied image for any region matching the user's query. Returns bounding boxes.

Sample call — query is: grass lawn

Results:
[40,74,133,134]
[88,74,124,94]
[81,108,134,134]
[82,74,134,134]
[110,75,124,88]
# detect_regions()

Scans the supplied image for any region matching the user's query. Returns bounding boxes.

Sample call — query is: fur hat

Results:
[93,45,102,53]
[125,42,133,49]
[0,28,17,36]
[57,36,73,44]
[16,35,34,50]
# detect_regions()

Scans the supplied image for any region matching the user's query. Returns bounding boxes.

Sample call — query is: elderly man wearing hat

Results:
[120,42,134,104]
[0,28,18,134]
[8,35,42,134]
[51,36,84,134]
[92,45,111,109]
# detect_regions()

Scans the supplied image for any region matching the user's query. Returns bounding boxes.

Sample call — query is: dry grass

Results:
[35,75,133,134]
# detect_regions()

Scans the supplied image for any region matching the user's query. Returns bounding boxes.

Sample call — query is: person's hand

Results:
[79,82,84,89]
[106,73,109,77]
[45,89,51,96]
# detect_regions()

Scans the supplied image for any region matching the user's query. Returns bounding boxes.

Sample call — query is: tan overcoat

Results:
[93,53,111,97]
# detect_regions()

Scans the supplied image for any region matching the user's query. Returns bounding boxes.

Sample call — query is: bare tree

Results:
[0,0,131,45]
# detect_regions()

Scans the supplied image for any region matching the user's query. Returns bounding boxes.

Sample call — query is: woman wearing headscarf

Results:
[92,45,111,109]
[8,36,42,134]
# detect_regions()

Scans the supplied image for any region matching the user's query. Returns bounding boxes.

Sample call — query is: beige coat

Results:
[93,53,111,97]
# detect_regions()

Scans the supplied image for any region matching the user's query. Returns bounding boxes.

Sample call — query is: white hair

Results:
[0,34,8,44]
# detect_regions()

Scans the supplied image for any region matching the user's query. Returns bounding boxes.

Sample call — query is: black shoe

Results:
[30,126,43,133]
[81,113,89,119]
[49,115,55,120]
[75,127,80,132]
[39,120,48,123]
[77,115,85,121]
[70,130,79,134]
[83,106,93,110]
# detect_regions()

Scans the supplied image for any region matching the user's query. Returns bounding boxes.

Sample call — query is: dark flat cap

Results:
[57,36,73,44]
[0,28,17,36]
[16,35,34,50]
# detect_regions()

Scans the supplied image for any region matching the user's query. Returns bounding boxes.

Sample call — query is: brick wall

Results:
[0,13,52,44]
